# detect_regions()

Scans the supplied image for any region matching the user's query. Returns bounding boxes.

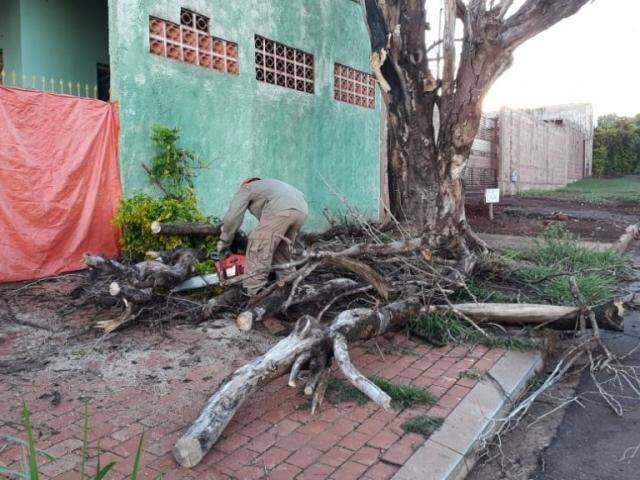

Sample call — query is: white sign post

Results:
[485,188,500,220]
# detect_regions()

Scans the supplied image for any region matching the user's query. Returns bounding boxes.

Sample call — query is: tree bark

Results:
[430,299,624,331]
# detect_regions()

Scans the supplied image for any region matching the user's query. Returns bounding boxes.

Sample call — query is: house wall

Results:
[108,0,381,229]
[18,0,109,87]
[498,108,588,195]
[0,0,23,78]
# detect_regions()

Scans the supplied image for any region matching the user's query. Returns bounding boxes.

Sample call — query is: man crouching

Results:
[217,178,308,324]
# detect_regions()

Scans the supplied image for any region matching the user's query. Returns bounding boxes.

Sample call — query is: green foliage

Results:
[148,125,203,199]
[324,377,435,410]
[410,311,538,351]
[592,114,640,177]
[193,259,216,275]
[459,369,485,381]
[522,177,640,204]
[369,375,436,409]
[401,415,444,437]
[410,311,467,345]
[115,125,216,260]
[542,274,615,306]
[450,280,518,304]
[114,192,216,261]
[508,224,630,306]
[22,405,40,480]
[0,405,161,480]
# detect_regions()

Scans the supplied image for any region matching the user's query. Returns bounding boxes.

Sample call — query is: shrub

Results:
[114,125,216,260]
[114,192,216,261]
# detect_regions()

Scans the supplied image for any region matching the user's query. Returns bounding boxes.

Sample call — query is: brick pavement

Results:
[0,327,505,480]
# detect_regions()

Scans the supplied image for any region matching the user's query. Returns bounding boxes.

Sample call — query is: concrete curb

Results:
[393,350,544,480]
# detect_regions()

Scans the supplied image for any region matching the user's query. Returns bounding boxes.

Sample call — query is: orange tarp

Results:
[0,86,121,282]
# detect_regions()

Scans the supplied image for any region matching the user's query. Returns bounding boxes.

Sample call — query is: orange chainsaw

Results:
[171,253,246,292]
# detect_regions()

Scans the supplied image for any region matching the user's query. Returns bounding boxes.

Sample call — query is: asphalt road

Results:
[534,332,640,480]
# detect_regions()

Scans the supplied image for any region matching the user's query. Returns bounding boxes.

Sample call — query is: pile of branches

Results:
[78,218,640,468]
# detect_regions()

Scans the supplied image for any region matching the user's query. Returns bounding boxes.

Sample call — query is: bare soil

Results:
[468,195,638,242]
[0,273,276,385]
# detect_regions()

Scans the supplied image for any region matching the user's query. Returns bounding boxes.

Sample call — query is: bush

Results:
[114,125,216,260]
[114,192,216,261]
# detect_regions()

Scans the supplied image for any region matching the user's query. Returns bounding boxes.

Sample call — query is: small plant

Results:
[0,404,159,480]
[114,125,217,260]
[401,415,444,437]
[459,369,485,381]
[324,377,435,410]
[325,378,370,405]
[449,224,630,312]
[409,311,467,346]
[369,376,436,409]
[147,125,203,199]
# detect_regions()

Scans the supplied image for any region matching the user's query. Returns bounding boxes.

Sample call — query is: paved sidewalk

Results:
[0,326,506,480]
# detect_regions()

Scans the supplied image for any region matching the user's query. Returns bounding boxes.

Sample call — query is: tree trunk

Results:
[361,0,590,252]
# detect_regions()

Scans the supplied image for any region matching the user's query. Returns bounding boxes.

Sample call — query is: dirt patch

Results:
[468,195,637,242]
[0,274,276,391]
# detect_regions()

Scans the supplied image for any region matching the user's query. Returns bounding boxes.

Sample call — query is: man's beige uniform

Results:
[219,179,308,296]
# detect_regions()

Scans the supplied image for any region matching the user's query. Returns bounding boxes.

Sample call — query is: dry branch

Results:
[613,223,640,254]
[326,256,391,300]
[173,298,421,468]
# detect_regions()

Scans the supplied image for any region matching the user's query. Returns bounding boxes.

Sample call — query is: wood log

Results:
[84,254,140,280]
[151,221,221,236]
[85,250,197,289]
[333,333,391,410]
[138,250,197,288]
[429,299,624,331]
[109,282,153,303]
[150,221,249,252]
[173,298,422,468]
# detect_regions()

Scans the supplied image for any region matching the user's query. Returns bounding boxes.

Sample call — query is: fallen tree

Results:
[174,298,421,467]
[77,216,639,468]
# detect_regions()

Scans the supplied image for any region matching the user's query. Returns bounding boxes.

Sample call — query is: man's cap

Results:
[241,177,261,186]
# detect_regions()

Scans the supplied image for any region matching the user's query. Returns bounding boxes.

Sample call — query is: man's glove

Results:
[216,240,230,258]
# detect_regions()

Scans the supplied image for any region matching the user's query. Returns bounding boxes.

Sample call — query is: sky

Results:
[482,0,640,119]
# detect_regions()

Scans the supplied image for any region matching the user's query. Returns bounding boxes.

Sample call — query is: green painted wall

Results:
[0,0,22,78]
[109,0,381,229]
[18,0,109,87]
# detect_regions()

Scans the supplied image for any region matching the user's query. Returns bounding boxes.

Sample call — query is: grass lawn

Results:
[522,176,640,204]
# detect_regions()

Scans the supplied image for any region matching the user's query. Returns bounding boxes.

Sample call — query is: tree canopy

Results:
[593,114,640,177]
